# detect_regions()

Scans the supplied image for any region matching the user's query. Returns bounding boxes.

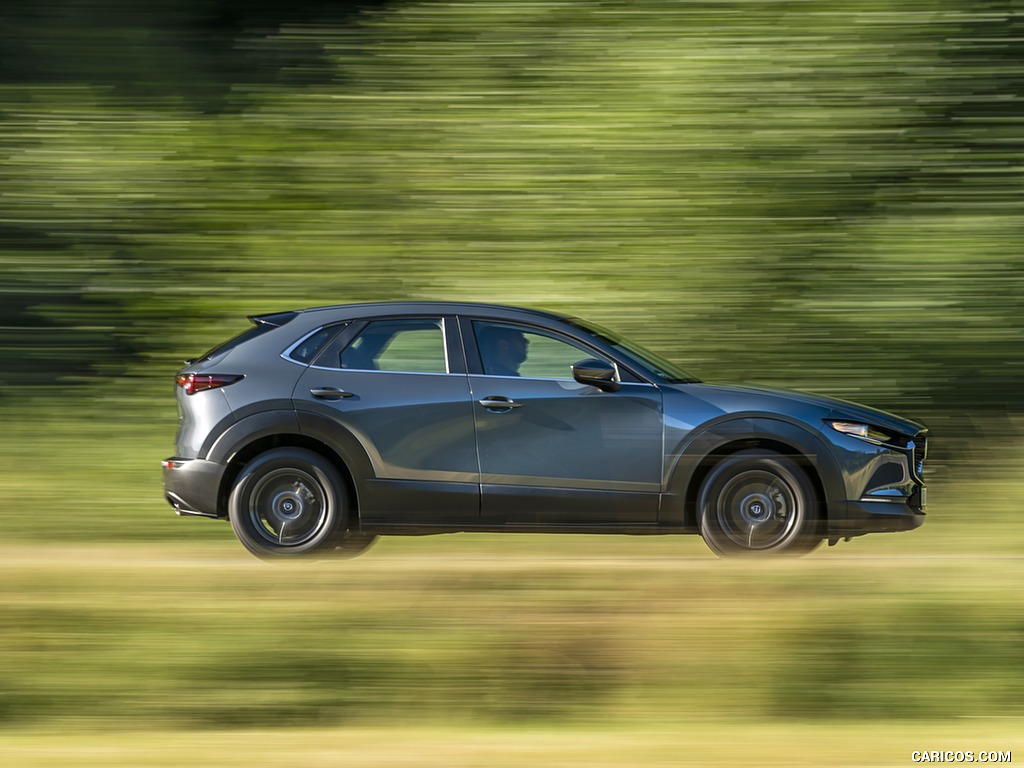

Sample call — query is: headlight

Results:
[827,420,893,444]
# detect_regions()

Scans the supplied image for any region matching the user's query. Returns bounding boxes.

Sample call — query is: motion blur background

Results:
[1,1,1022,765]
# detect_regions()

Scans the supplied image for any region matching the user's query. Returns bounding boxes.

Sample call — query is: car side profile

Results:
[162,302,927,559]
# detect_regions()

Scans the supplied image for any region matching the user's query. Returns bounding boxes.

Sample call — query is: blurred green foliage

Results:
[1,0,1022,451]
[0,551,1021,729]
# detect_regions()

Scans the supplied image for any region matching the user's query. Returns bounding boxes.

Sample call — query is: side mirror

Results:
[572,359,620,392]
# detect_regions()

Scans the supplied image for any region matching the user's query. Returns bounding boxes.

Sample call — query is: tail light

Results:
[176,373,243,395]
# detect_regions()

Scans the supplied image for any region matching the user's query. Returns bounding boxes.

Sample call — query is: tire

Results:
[332,531,379,559]
[228,447,347,559]
[698,449,822,557]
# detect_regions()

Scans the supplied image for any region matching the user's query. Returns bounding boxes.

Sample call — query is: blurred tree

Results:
[0,0,402,389]
[0,0,399,107]
[0,0,1021,449]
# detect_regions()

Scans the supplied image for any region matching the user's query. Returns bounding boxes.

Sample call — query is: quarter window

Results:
[339,319,447,374]
[286,324,349,365]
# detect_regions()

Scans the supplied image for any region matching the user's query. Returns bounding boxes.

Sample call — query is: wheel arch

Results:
[207,410,373,521]
[661,417,841,530]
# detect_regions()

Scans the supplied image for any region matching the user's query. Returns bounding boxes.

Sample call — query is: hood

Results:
[681,382,927,437]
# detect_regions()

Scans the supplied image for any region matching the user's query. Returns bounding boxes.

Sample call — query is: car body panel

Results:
[293,368,478,484]
[173,386,235,459]
[661,414,844,523]
[206,410,302,465]
[470,376,663,523]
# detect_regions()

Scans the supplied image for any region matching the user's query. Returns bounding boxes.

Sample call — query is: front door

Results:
[468,319,663,524]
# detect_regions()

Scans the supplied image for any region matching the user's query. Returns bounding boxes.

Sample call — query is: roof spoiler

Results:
[248,311,299,328]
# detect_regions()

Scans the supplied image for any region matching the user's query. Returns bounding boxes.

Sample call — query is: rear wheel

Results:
[698,449,822,557]
[228,448,347,559]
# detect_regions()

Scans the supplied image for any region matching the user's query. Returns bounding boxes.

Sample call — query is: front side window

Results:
[338,318,447,374]
[473,321,611,380]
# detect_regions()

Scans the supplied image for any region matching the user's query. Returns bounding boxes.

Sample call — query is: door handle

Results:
[310,387,355,400]
[478,396,523,411]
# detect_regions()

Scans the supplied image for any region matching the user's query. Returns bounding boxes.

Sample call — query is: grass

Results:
[1,545,1022,725]
[1,721,1021,767]
[0,544,1022,765]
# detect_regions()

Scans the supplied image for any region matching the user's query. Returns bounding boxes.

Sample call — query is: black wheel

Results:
[698,449,822,557]
[228,448,347,559]
[332,531,379,559]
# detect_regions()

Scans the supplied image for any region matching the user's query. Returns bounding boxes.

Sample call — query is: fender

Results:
[205,409,301,464]
[293,409,376,488]
[205,408,375,492]
[660,415,845,527]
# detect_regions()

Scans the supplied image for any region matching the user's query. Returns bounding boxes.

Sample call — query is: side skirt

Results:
[357,523,690,536]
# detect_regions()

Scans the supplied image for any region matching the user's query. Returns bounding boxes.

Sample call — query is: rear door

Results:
[465,318,663,525]
[292,316,479,524]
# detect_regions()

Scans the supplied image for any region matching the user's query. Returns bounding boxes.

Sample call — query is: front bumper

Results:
[819,419,928,537]
[829,495,926,536]
[162,457,226,518]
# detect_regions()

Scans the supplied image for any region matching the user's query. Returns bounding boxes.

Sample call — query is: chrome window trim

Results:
[441,316,451,375]
[279,325,346,368]
[315,368,459,377]
[471,371,656,387]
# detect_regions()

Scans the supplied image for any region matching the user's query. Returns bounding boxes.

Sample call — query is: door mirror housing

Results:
[572,359,620,392]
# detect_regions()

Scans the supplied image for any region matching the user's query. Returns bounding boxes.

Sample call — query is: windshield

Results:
[567,318,700,384]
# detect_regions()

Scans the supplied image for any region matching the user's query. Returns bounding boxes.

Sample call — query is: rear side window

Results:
[339,319,447,374]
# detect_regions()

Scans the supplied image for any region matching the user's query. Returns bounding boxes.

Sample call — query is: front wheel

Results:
[698,450,822,557]
[228,448,347,559]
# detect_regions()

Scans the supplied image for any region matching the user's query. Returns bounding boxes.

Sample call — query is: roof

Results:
[295,301,573,323]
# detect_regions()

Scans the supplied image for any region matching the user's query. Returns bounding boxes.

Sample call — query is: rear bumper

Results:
[162,457,225,518]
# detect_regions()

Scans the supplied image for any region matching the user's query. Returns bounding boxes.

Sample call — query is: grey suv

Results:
[163,302,927,558]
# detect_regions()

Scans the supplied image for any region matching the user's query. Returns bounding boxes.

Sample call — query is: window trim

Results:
[280,321,358,369]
